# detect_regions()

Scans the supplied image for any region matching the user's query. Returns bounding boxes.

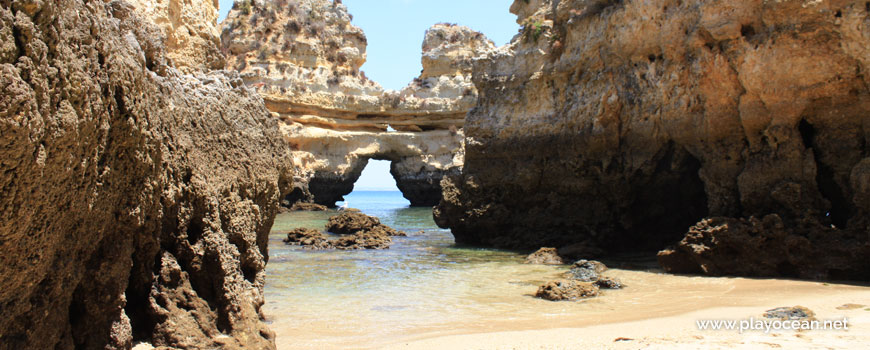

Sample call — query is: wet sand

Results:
[266,196,870,349]
[271,268,870,349]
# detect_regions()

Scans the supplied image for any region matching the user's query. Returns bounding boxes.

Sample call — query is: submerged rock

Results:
[535,280,600,301]
[525,247,566,265]
[334,231,393,250]
[284,228,332,250]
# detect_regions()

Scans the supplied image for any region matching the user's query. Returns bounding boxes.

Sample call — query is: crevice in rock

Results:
[800,118,851,227]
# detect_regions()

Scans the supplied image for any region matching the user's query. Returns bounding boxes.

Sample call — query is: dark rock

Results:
[283,228,332,249]
[567,260,608,282]
[525,247,566,265]
[657,215,870,279]
[535,280,599,301]
[556,242,605,261]
[764,306,815,320]
[594,277,623,289]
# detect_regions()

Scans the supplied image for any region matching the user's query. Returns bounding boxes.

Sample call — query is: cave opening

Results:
[613,145,709,254]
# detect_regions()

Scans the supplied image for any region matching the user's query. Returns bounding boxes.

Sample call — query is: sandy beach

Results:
[382,287,870,350]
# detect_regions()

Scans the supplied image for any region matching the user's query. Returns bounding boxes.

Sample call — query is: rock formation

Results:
[535,260,620,301]
[0,1,289,349]
[284,228,332,249]
[434,0,870,280]
[326,212,405,237]
[524,247,566,265]
[221,0,495,206]
[125,0,226,72]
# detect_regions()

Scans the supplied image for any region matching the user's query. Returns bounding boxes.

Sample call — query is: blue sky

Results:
[218,0,518,190]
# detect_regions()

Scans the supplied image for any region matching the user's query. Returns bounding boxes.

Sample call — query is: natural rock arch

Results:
[308,144,464,207]
[221,0,492,207]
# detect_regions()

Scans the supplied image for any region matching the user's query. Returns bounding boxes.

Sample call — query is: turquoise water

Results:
[264,192,730,349]
[264,191,567,348]
[263,192,870,349]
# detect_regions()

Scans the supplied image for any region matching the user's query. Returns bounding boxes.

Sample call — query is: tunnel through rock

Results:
[306,156,453,208]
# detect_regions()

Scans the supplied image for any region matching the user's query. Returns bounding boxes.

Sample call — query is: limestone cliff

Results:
[0,1,289,349]
[435,0,870,279]
[125,0,226,72]
[221,0,494,206]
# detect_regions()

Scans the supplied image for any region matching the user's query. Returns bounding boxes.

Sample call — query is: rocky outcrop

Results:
[0,1,289,349]
[326,212,405,237]
[535,279,599,301]
[221,0,494,206]
[525,247,566,265]
[284,228,332,249]
[125,0,225,72]
[535,260,620,301]
[435,0,870,280]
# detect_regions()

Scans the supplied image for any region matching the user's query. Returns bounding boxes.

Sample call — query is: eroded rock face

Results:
[0,1,288,349]
[125,0,225,72]
[221,0,494,206]
[435,0,870,279]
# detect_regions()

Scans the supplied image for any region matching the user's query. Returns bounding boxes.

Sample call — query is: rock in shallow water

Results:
[535,280,600,301]
[594,277,624,290]
[567,260,608,282]
[525,247,566,265]
[334,231,393,250]
[326,212,405,236]
[284,228,332,250]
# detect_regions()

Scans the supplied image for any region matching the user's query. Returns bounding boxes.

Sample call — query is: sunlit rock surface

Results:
[0,1,289,348]
[435,0,870,280]
[222,0,494,206]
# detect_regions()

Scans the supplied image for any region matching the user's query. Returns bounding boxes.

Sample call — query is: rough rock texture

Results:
[0,1,289,349]
[764,306,815,320]
[326,212,404,236]
[284,228,331,249]
[593,277,623,290]
[333,230,393,250]
[535,280,599,301]
[435,0,870,280]
[289,201,328,211]
[525,247,566,265]
[126,0,225,72]
[221,0,495,206]
[567,260,608,282]
[657,215,867,278]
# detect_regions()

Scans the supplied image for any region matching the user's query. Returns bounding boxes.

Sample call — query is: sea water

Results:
[263,191,851,349]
